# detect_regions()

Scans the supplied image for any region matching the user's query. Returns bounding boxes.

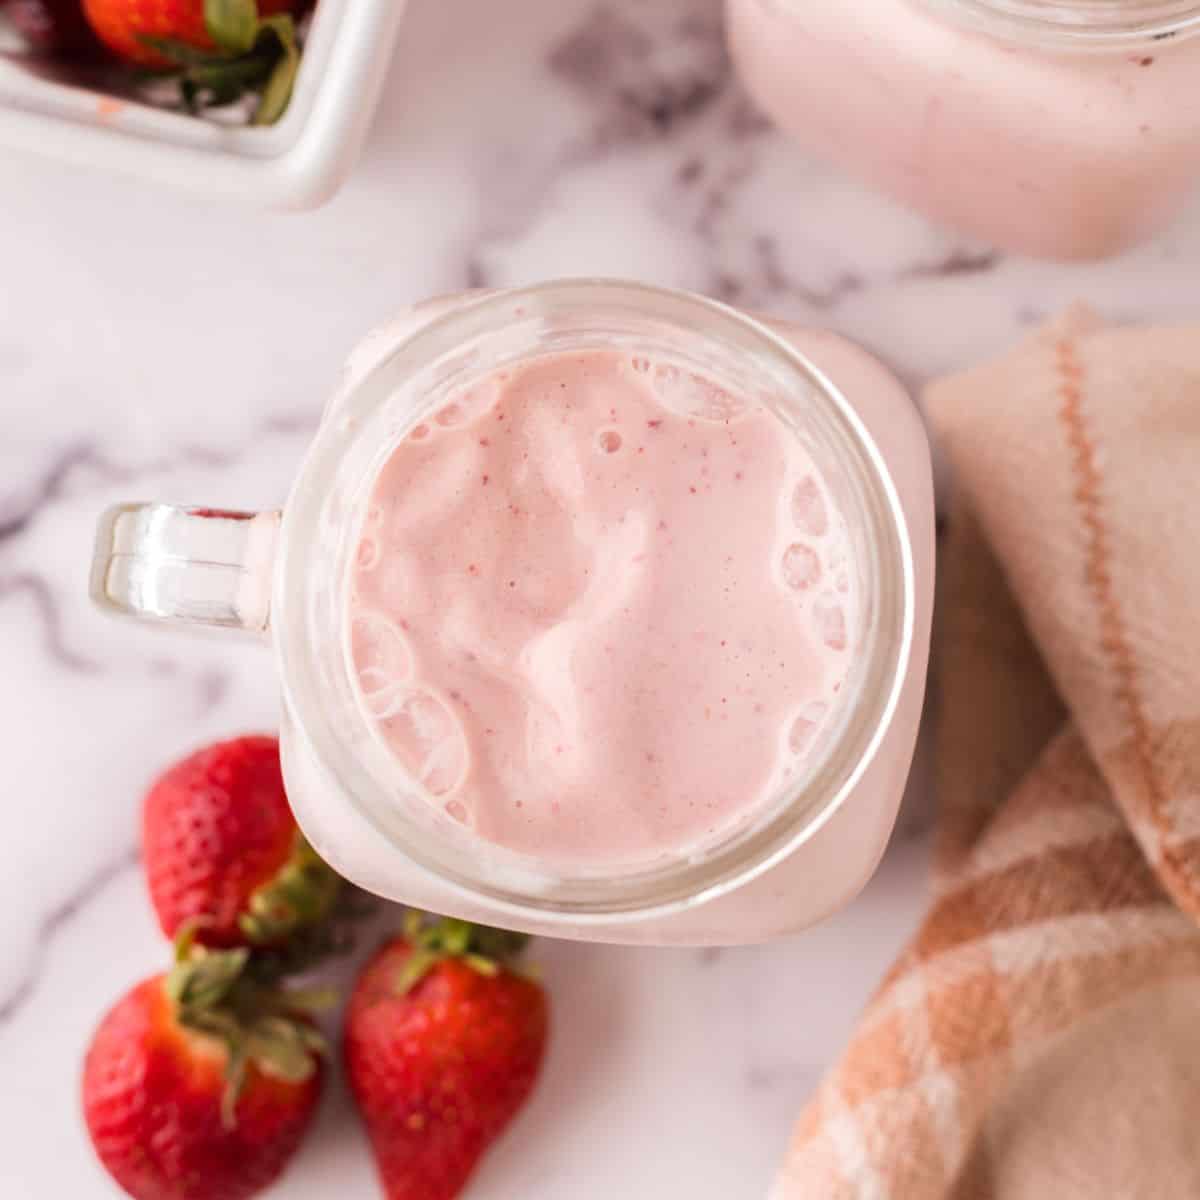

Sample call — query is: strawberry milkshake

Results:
[345,349,856,866]
[93,282,933,942]
[726,0,1200,259]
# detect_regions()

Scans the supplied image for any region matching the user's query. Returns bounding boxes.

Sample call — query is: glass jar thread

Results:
[923,0,1200,47]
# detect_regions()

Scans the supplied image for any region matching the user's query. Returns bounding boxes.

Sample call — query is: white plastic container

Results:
[0,0,406,208]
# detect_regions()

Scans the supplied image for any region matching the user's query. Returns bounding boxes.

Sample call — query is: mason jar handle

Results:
[90,503,281,633]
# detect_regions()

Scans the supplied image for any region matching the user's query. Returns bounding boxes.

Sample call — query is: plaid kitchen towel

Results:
[773,308,1200,1200]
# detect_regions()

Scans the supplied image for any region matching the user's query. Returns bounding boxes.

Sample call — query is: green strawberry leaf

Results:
[204,0,260,55]
[257,13,297,53]
[239,832,342,944]
[182,53,274,107]
[146,6,302,126]
[251,15,299,126]
[396,948,439,994]
[253,49,298,125]
[138,33,229,67]
[391,911,532,993]
[247,1015,324,1083]
[463,953,501,977]
[186,55,273,89]
[168,947,251,1010]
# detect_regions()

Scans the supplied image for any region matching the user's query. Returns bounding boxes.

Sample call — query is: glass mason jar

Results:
[725,0,1200,260]
[90,282,934,945]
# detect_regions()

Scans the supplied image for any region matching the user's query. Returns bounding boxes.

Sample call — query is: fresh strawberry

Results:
[143,735,340,950]
[79,0,304,123]
[81,0,296,64]
[83,942,324,1200]
[344,914,548,1200]
[6,0,103,55]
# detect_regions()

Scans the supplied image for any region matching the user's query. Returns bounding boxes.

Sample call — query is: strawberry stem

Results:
[394,911,531,993]
[165,927,327,1127]
[239,833,342,946]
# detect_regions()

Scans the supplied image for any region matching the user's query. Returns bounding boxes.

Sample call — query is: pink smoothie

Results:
[727,0,1200,259]
[345,350,856,863]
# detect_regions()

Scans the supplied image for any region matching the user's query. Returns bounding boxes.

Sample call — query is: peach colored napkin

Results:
[774,309,1200,1199]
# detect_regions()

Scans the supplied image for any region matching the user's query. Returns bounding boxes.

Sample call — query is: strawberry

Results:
[82,940,325,1200]
[143,735,340,950]
[79,0,304,124]
[344,914,548,1200]
[6,0,104,55]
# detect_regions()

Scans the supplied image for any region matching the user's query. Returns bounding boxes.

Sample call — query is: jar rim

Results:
[922,0,1200,47]
[274,281,916,925]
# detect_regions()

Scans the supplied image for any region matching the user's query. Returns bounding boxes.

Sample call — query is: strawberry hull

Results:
[82,975,321,1200]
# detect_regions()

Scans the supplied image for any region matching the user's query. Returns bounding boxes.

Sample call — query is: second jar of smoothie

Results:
[726,0,1200,260]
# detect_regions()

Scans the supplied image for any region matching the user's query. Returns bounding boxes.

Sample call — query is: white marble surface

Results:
[3,0,1200,1196]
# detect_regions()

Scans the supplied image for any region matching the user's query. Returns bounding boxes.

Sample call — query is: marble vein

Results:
[0,572,101,674]
[0,849,139,1025]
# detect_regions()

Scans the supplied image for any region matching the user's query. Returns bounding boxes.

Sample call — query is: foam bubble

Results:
[781,543,821,591]
[351,613,413,716]
[813,596,847,652]
[788,699,830,754]
[649,364,747,422]
[381,688,467,797]
[434,380,502,429]
[356,537,381,571]
[791,476,829,537]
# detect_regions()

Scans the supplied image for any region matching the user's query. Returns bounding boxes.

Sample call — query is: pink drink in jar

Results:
[91,284,934,945]
[726,0,1200,260]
